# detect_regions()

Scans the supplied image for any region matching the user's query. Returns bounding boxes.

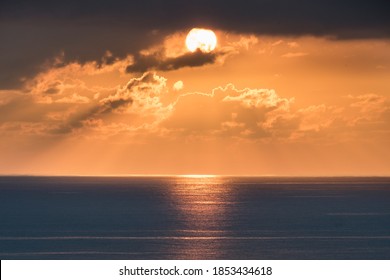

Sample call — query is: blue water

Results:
[0,176,389,259]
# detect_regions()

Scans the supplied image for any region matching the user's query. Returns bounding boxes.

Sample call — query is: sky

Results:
[0,0,389,176]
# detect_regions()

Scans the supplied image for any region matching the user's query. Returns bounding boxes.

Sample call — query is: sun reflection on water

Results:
[165,176,235,258]
[177,174,219,178]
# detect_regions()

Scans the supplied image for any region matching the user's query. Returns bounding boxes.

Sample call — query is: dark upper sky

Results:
[1,0,390,89]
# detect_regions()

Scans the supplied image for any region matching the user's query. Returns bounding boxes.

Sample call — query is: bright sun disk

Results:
[186,28,217,53]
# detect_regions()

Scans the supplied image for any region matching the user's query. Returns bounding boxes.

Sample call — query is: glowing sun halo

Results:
[186,28,217,53]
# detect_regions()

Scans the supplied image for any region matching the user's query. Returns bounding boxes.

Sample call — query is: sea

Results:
[0,176,389,259]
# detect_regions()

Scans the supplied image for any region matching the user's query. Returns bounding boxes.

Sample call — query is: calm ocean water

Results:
[0,176,389,259]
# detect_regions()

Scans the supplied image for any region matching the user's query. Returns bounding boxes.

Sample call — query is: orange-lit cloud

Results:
[0,33,389,175]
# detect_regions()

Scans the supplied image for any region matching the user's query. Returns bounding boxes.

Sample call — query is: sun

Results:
[185,28,217,53]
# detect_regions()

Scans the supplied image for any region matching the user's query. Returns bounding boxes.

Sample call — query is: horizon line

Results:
[0,173,390,178]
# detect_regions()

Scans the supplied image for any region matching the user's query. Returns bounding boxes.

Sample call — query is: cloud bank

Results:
[1,0,390,88]
[1,66,389,145]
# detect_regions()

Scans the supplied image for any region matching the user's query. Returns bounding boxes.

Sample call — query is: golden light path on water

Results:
[165,175,234,259]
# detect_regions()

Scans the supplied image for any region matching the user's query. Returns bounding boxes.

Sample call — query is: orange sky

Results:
[0,32,389,175]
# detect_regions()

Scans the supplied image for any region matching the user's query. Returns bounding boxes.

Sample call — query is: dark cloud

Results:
[0,21,165,89]
[126,50,219,73]
[2,0,389,37]
[1,0,389,88]
[52,97,134,134]
[43,88,60,95]
[50,72,161,134]
[98,98,134,115]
